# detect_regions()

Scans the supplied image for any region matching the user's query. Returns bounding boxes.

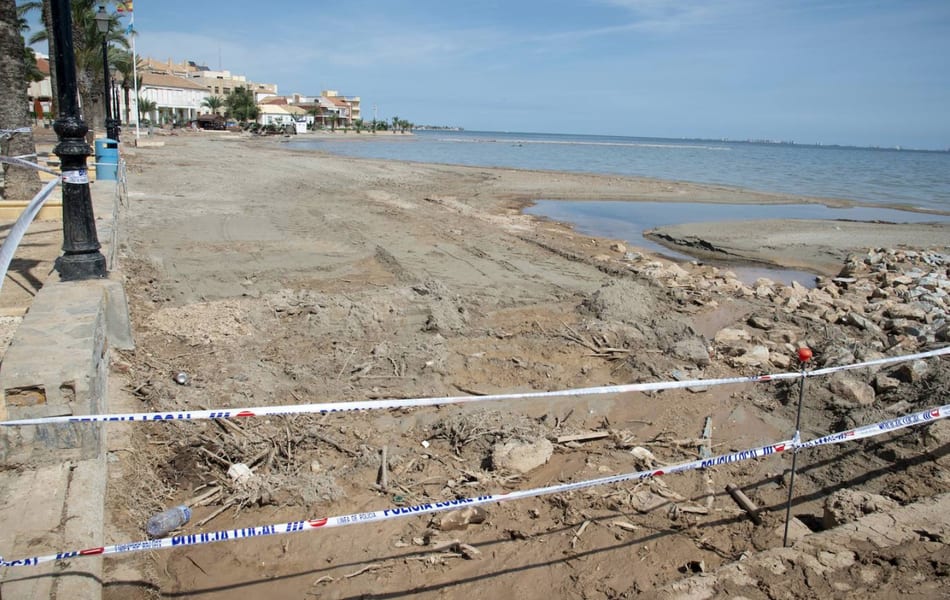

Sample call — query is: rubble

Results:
[822,489,899,529]
[639,248,950,405]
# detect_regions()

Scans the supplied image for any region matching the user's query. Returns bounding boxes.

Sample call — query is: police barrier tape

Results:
[1,403,947,568]
[0,155,62,176]
[2,346,947,427]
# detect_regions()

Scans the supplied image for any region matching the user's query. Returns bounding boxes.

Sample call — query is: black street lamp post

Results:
[95,5,120,141]
[50,0,107,280]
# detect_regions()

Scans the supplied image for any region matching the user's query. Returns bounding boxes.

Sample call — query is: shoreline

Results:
[278,133,950,218]
[268,135,949,274]
[279,130,950,217]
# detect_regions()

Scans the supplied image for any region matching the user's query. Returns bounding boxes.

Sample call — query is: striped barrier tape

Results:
[2,346,947,427]
[798,403,949,449]
[1,403,946,568]
[0,155,61,176]
[0,127,32,140]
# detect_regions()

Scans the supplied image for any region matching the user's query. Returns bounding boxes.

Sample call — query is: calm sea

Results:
[287,130,950,212]
[286,130,949,283]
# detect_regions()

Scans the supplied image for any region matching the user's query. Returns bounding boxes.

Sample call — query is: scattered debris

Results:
[227,463,253,485]
[554,431,610,444]
[434,506,488,531]
[610,519,639,532]
[570,520,591,548]
[630,446,658,470]
[698,416,712,459]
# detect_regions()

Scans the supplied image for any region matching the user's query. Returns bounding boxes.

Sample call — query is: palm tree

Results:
[137,97,156,123]
[201,95,225,115]
[0,0,40,201]
[16,1,54,106]
[23,1,130,132]
[15,3,44,84]
[112,50,143,125]
[391,115,399,134]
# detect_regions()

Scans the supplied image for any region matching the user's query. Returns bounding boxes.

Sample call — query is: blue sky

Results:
[38,0,950,149]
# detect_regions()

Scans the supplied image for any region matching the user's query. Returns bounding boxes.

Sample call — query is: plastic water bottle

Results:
[146,505,191,537]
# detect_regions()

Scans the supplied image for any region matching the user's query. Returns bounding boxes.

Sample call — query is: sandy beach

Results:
[96,131,948,599]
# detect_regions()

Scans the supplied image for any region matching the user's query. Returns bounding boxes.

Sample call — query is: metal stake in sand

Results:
[783,346,812,547]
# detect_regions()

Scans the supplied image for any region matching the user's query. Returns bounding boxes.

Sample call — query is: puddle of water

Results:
[525,200,950,287]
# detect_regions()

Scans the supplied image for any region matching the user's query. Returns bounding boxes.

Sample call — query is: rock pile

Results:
[616,247,947,409]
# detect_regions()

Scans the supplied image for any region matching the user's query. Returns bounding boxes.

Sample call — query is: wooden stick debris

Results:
[198,447,231,468]
[725,483,762,525]
[699,416,713,459]
[555,431,610,444]
[315,432,358,457]
[378,445,389,492]
[344,563,388,579]
[570,520,591,548]
[196,501,235,527]
[611,519,638,532]
[185,486,221,508]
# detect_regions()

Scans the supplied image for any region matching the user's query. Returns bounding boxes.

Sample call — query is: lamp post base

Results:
[56,252,107,281]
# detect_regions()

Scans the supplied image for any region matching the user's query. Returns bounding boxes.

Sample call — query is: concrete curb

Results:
[0,174,132,599]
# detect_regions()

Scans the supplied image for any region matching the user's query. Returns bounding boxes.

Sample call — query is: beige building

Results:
[322,90,360,121]
[137,72,211,125]
[141,57,278,104]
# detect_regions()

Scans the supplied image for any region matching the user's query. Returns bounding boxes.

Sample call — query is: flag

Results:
[116,1,133,13]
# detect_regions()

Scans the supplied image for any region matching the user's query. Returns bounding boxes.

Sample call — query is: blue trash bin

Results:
[94,138,119,181]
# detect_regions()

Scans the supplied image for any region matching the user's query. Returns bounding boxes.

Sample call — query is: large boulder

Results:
[829,374,875,407]
[492,438,553,474]
[672,337,711,366]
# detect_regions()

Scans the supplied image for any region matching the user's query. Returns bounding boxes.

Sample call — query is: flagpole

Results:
[130,9,140,140]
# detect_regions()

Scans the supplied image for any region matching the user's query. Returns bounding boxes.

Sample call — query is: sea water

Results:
[287,130,950,211]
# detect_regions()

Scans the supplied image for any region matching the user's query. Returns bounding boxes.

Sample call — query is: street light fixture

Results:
[94,5,120,141]
[50,0,107,280]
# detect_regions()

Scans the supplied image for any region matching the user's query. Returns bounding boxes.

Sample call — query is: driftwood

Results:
[377,445,389,491]
[611,519,638,532]
[196,501,235,527]
[570,520,591,548]
[555,431,610,444]
[726,483,762,525]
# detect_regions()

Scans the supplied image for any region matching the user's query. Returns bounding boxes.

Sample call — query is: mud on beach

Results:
[103,133,948,599]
